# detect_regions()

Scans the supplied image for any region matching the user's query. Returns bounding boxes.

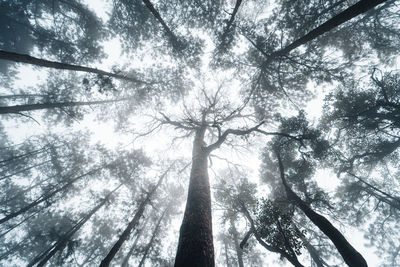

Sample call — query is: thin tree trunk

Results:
[0,145,51,166]
[174,126,214,267]
[0,98,131,115]
[224,239,230,267]
[99,169,169,267]
[0,94,48,100]
[121,216,151,267]
[28,184,123,267]
[258,0,387,65]
[347,172,400,210]
[0,50,146,84]
[276,152,368,267]
[219,0,243,46]
[0,166,102,225]
[292,223,327,267]
[240,203,305,267]
[141,0,179,45]
[0,160,51,180]
[138,204,169,267]
[229,216,244,267]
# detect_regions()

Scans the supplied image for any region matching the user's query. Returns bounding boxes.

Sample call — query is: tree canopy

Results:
[1,0,399,266]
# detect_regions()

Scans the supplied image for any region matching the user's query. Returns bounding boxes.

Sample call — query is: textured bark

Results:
[276,152,368,267]
[0,50,145,83]
[174,127,214,267]
[28,185,122,267]
[99,170,167,266]
[259,0,387,65]
[0,98,130,115]
[229,217,244,267]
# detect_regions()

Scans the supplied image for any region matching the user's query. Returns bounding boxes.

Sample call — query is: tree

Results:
[1,0,399,266]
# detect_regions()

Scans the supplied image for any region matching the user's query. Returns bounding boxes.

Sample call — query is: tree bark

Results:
[99,169,168,267]
[0,98,131,115]
[174,126,214,267]
[259,0,387,66]
[276,152,368,267]
[0,50,145,84]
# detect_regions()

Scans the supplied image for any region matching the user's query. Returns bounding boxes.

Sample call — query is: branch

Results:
[159,112,196,131]
[0,50,148,84]
[204,121,265,153]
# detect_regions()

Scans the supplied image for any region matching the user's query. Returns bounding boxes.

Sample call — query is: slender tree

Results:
[275,150,368,267]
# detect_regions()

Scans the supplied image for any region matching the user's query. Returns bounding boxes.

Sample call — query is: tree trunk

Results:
[138,204,168,267]
[174,127,214,267]
[0,144,51,166]
[121,216,151,267]
[28,184,122,267]
[229,217,244,267]
[99,169,168,267]
[347,172,400,210]
[276,152,368,267]
[219,0,243,47]
[259,0,387,65]
[0,50,145,84]
[142,0,180,46]
[0,160,51,180]
[0,98,130,115]
[0,166,102,225]
[224,238,230,267]
[240,203,305,267]
[292,224,326,267]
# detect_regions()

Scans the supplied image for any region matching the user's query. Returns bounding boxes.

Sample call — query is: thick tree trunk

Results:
[0,50,145,83]
[28,184,122,267]
[229,217,244,267]
[0,98,130,115]
[174,128,214,266]
[99,170,167,267]
[138,204,168,267]
[259,0,387,65]
[276,152,368,267]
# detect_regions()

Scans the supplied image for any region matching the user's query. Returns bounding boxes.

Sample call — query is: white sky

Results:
[2,0,398,266]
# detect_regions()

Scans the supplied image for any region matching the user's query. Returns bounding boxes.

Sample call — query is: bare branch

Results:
[204,121,265,153]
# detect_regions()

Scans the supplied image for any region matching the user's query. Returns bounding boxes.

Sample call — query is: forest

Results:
[0,0,399,266]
